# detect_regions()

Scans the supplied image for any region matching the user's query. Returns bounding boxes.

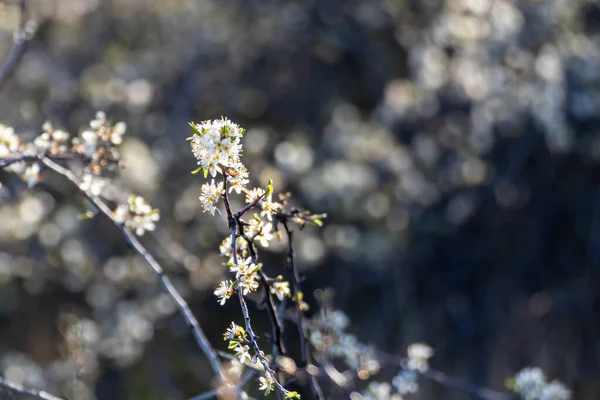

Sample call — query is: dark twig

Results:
[0,0,31,90]
[0,153,40,168]
[187,389,219,400]
[280,218,324,400]
[422,368,516,400]
[242,226,286,357]
[244,228,286,400]
[0,376,64,400]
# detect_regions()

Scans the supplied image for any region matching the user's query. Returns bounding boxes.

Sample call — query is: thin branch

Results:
[258,271,286,356]
[422,368,516,400]
[0,376,65,400]
[0,0,31,90]
[187,389,218,400]
[243,229,286,400]
[0,154,40,168]
[280,218,324,400]
[37,157,230,387]
[368,350,515,400]
[241,226,286,357]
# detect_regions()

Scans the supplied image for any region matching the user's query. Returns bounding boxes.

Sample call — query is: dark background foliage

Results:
[0,0,599,398]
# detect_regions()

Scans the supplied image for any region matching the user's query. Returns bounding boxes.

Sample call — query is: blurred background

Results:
[0,0,599,398]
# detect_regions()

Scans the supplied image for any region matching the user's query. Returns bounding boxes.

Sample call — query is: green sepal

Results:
[191,166,203,175]
[265,178,273,198]
[228,341,239,350]
[505,377,515,390]
[189,122,202,136]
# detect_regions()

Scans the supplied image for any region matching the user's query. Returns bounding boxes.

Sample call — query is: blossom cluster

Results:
[189,118,282,220]
[1,115,160,237]
[34,122,70,156]
[189,118,305,399]
[307,306,434,400]
[0,112,125,188]
[188,118,291,306]
[349,343,433,400]
[72,111,126,175]
[113,195,160,236]
[511,367,571,400]
[0,124,20,158]
[223,322,298,398]
[309,309,379,371]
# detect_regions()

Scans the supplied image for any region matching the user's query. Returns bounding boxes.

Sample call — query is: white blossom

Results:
[539,381,571,400]
[0,124,20,158]
[113,194,160,236]
[238,272,259,295]
[219,235,248,258]
[234,344,252,364]
[34,122,70,155]
[199,179,224,215]
[259,374,275,393]
[392,370,418,395]
[22,163,40,187]
[270,281,291,301]
[406,343,433,372]
[514,367,546,399]
[79,173,107,196]
[226,164,249,194]
[189,118,245,177]
[214,280,234,305]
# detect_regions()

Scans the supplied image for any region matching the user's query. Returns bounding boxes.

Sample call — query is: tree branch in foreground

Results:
[0,376,65,400]
[0,0,32,90]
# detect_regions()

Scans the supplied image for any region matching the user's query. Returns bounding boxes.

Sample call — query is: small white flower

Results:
[392,370,419,395]
[270,281,291,301]
[246,218,274,247]
[238,272,259,295]
[79,173,106,196]
[539,381,571,400]
[234,344,252,364]
[260,197,282,221]
[226,164,249,194]
[219,236,248,258]
[322,310,350,334]
[112,195,160,236]
[407,343,433,372]
[258,374,275,393]
[22,163,41,188]
[229,257,253,276]
[0,124,20,158]
[199,179,224,215]
[111,122,126,145]
[245,187,265,204]
[224,322,245,341]
[514,367,546,397]
[214,280,234,305]
[362,382,403,400]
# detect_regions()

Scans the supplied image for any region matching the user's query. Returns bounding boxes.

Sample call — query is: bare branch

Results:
[422,368,516,400]
[0,154,40,168]
[0,376,65,400]
[187,389,218,400]
[0,0,32,90]
[280,218,324,400]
